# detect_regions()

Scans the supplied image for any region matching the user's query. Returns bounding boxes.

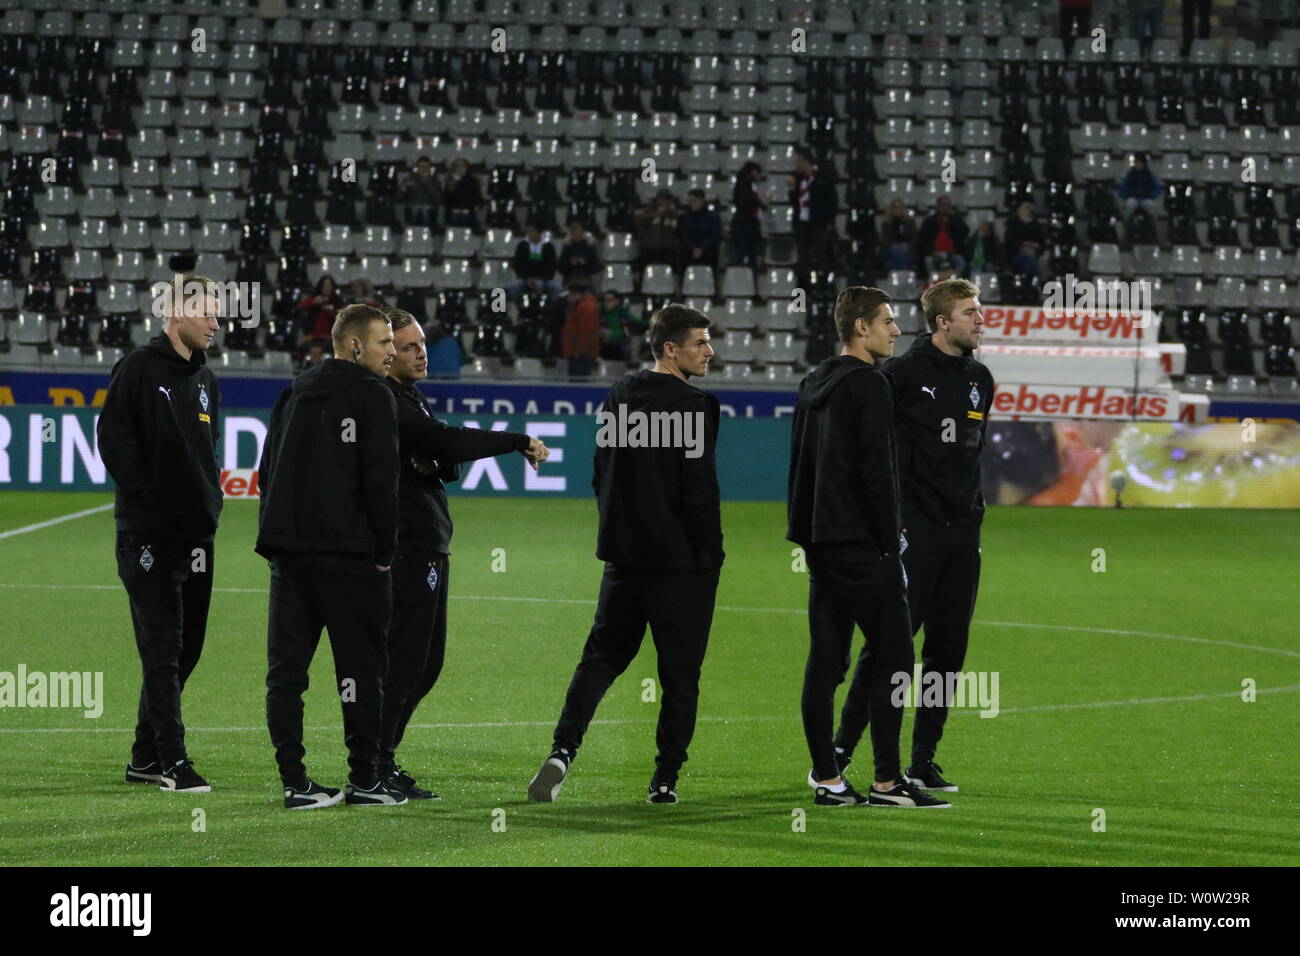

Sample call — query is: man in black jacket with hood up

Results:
[257,303,405,809]
[376,308,550,800]
[98,275,223,794]
[788,286,950,809]
[528,304,723,806]
[834,277,994,794]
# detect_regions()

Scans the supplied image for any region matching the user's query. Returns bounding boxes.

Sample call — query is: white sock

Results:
[821,780,847,793]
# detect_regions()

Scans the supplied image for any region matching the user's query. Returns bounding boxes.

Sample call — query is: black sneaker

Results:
[125,761,163,784]
[868,779,951,808]
[814,780,869,806]
[905,761,958,792]
[386,766,439,801]
[527,747,572,803]
[283,779,343,810]
[159,759,210,793]
[344,780,408,806]
[647,781,677,804]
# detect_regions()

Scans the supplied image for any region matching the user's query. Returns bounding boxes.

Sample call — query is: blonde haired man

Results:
[257,304,405,808]
[98,275,223,793]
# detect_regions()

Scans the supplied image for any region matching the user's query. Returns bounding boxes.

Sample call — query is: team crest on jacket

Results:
[969,385,980,408]
[427,566,438,591]
[139,549,154,572]
[199,385,209,412]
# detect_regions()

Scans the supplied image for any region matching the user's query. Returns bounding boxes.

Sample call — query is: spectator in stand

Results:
[916,196,970,277]
[424,319,463,376]
[402,156,442,228]
[1005,202,1045,277]
[1182,0,1211,56]
[1130,0,1165,57]
[677,189,723,275]
[297,274,344,343]
[635,190,680,271]
[443,158,483,230]
[598,289,646,361]
[1257,1,1300,35]
[348,277,384,308]
[559,219,601,289]
[561,284,601,377]
[1060,0,1094,48]
[881,200,918,271]
[301,338,331,370]
[730,161,768,269]
[508,222,563,300]
[964,220,1004,276]
[789,146,837,281]
[1117,154,1162,218]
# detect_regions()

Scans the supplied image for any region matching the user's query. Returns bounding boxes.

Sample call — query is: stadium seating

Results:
[0,0,1293,389]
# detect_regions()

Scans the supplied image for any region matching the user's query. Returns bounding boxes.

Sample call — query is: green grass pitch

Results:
[1,491,1296,866]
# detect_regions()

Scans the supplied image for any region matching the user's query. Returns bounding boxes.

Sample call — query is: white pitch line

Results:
[4,510,1294,729]
[4,582,1297,665]
[3,682,1299,735]
[981,619,1300,662]
[0,503,113,540]
[996,682,1300,714]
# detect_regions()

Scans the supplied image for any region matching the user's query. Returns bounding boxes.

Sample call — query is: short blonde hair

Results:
[165,274,220,320]
[920,277,980,332]
[332,303,388,353]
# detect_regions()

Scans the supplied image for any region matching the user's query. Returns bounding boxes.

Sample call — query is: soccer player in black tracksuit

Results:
[256,304,405,809]
[788,286,950,808]
[833,277,994,793]
[97,275,223,794]
[377,307,550,800]
[528,303,723,805]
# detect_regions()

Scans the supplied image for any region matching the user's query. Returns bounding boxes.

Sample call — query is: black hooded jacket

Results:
[97,333,223,541]
[384,376,531,555]
[883,333,995,527]
[255,359,400,566]
[593,369,723,571]
[787,354,901,555]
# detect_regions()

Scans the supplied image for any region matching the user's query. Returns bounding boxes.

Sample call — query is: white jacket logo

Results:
[920,386,937,399]
[157,386,171,401]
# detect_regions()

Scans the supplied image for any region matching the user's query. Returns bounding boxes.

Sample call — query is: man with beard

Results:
[258,304,404,808]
